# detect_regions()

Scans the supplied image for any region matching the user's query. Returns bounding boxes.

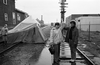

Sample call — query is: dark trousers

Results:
[53,43,60,65]
[2,35,7,40]
[2,35,7,45]
[69,40,77,60]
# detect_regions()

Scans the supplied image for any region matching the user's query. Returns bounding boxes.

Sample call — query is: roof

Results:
[66,14,100,20]
[15,8,28,15]
[71,14,100,16]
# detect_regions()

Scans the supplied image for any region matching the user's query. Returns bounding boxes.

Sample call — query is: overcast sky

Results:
[16,0,100,24]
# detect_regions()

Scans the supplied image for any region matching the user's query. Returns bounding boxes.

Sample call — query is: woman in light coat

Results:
[49,22,64,65]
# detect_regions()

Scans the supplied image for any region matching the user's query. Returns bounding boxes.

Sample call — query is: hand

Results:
[49,42,54,46]
[61,23,65,27]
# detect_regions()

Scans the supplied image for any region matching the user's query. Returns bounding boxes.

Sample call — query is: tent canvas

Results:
[41,25,52,40]
[8,16,40,33]
[7,16,45,44]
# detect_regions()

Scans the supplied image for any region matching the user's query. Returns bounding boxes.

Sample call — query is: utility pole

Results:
[80,21,81,32]
[59,0,68,23]
[88,22,91,41]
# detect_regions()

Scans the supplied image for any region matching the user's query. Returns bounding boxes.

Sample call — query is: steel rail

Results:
[77,48,96,65]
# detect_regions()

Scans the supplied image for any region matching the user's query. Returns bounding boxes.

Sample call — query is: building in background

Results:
[0,0,15,27]
[36,15,45,27]
[66,14,100,31]
[66,14,100,26]
[15,9,29,25]
[0,0,29,29]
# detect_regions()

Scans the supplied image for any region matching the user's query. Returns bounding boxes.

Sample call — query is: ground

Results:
[0,43,45,65]
[1,27,100,65]
[79,31,100,64]
[79,31,100,56]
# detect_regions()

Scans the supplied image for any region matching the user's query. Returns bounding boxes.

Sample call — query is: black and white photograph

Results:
[0,0,100,65]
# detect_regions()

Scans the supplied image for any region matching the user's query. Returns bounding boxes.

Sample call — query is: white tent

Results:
[8,16,40,33]
[7,16,46,43]
[41,25,52,40]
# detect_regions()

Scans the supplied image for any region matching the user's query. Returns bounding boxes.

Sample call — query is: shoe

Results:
[70,59,75,62]
[46,44,50,47]
[52,62,59,65]
[58,59,60,62]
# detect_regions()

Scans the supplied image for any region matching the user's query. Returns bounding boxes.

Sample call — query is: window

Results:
[17,13,21,21]
[3,0,7,5]
[12,12,16,24]
[4,13,8,21]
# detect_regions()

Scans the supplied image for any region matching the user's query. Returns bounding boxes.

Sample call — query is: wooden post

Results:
[41,15,43,20]
[88,22,90,41]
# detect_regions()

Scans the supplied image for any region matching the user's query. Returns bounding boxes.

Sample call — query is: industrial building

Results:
[66,14,100,31]
[66,14,100,25]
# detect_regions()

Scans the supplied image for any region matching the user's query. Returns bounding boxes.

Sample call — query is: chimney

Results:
[41,15,43,21]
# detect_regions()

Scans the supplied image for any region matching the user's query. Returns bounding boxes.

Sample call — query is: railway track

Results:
[0,42,21,56]
[0,41,97,65]
[77,48,95,65]
[59,42,96,65]
[0,42,45,56]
